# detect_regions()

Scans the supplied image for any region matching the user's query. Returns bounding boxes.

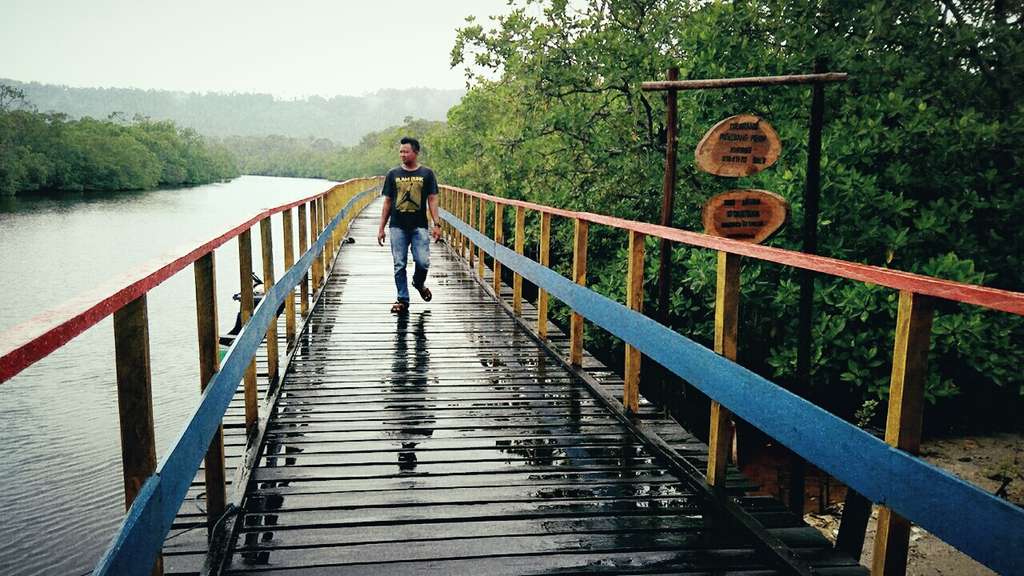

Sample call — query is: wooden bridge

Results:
[1,178,1022,576]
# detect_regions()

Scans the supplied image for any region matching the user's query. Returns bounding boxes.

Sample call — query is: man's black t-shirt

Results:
[381,165,438,230]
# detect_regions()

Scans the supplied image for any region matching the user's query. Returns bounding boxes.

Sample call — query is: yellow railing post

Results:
[297,203,310,318]
[452,191,459,248]
[237,229,259,434]
[459,192,468,258]
[112,293,163,575]
[445,190,453,244]
[194,252,226,535]
[477,199,486,278]
[708,251,741,487]
[493,202,504,295]
[570,218,588,366]
[339,183,350,239]
[538,212,551,338]
[282,209,296,350]
[467,195,475,268]
[259,217,279,384]
[872,290,935,576]
[444,191,451,242]
[319,195,328,276]
[461,192,469,259]
[624,230,645,413]
[329,188,340,260]
[310,199,322,290]
[513,205,526,315]
[440,189,448,240]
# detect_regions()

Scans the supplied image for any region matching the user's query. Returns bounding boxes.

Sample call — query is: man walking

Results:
[377,137,441,314]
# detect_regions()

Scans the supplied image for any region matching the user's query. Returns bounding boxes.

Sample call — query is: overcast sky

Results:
[1,0,514,97]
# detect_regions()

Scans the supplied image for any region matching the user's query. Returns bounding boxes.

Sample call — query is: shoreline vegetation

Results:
[0,85,239,196]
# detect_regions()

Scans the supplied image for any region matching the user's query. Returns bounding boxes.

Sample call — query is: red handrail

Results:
[0,177,380,384]
[443,185,1024,316]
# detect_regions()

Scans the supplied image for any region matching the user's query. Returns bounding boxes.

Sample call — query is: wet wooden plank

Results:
[210,198,864,576]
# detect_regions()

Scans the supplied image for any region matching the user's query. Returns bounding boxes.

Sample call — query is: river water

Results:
[0,176,338,576]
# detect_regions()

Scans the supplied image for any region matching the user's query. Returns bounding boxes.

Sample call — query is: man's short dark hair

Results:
[400,136,420,154]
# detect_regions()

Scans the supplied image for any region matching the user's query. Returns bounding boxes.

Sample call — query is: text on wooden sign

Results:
[695,114,781,177]
[702,189,789,244]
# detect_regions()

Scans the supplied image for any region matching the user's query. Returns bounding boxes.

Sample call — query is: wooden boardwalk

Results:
[167,199,866,575]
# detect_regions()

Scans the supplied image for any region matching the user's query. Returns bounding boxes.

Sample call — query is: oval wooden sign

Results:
[695,114,781,177]
[702,189,789,244]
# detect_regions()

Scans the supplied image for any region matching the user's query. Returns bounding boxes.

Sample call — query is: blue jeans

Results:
[390,226,430,303]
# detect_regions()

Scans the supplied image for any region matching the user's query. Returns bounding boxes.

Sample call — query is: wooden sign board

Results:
[702,189,788,244]
[695,114,781,177]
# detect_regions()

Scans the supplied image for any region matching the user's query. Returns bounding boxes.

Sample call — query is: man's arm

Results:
[377,195,392,246]
[428,193,441,241]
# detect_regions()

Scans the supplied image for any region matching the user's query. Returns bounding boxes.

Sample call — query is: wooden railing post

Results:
[310,199,322,290]
[194,252,226,535]
[493,202,504,295]
[872,290,935,576]
[259,217,279,384]
[338,184,348,240]
[461,192,469,258]
[297,203,310,318]
[451,191,458,250]
[282,209,296,349]
[444,190,451,240]
[467,195,475,268]
[623,230,645,413]
[570,218,588,366]
[112,294,163,575]
[329,188,340,260]
[323,192,331,251]
[319,194,327,278]
[237,229,258,434]
[513,205,526,315]
[459,192,468,258]
[477,199,486,278]
[445,190,453,243]
[538,212,551,338]
[708,251,741,487]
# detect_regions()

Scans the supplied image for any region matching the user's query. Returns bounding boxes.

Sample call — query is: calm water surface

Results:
[0,176,337,576]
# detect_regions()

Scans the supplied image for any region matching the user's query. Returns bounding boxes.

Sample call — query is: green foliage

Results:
[220,118,447,181]
[0,85,239,195]
[432,0,1024,428]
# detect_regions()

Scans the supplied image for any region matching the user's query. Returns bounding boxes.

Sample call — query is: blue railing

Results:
[441,207,1024,575]
[91,186,379,576]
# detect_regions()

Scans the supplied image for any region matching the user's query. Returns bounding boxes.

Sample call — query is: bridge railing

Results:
[0,176,382,576]
[437,184,1024,575]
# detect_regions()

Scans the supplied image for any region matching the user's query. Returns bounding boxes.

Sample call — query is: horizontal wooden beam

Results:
[641,72,848,91]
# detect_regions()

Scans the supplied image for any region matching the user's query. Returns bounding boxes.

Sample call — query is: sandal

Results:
[390,301,409,314]
[414,285,432,302]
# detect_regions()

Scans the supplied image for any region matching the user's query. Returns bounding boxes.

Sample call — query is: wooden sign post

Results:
[656,67,679,326]
[642,69,848,518]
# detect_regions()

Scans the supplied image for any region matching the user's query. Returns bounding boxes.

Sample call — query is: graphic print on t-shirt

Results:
[395,176,424,213]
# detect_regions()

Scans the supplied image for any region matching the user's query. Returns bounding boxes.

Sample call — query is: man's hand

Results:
[431,223,442,242]
[377,226,386,246]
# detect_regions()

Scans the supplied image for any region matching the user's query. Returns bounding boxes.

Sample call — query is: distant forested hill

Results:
[3,79,462,144]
